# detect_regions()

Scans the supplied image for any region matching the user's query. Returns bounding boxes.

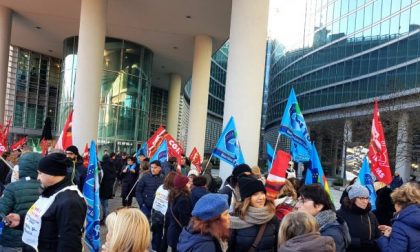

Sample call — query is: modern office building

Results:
[265,0,420,181]
[0,1,269,179]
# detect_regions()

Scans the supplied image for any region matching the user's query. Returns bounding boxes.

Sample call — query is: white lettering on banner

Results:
[168,140,182,154]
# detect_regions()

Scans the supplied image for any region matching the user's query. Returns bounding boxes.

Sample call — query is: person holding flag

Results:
[121,156,138,207]
[358,157,377,211]
[5,152,87,251]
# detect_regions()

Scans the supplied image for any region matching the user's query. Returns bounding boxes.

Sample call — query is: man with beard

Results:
[65,145,86,191]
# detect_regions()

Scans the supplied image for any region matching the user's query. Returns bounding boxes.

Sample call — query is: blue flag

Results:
[213,116,245,167]
[266,143,274,172]
[136,142,148,164]
[151,140,168,162]
[279,88,311,162]
[83,141,101,252]
[305,143,331,196]
[358,157,377,211]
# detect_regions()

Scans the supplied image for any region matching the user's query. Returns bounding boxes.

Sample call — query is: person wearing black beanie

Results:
[228,176,279,251]
[5,152,87,251]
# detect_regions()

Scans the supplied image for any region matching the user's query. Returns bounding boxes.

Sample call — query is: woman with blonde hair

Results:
[274,180,297,221]
[377,182,420,251]
[102,207,151,252]
[278,212,335,252]
[228,176,279,252]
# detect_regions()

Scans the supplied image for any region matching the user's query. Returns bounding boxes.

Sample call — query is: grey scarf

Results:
[230,206,274,229]
[315,210,337,230]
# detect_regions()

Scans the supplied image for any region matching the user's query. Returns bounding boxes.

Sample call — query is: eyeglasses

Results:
[296,197,313,204]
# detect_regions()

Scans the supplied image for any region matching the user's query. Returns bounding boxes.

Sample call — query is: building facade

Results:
[5,45,61,148]
[265,0,420,180]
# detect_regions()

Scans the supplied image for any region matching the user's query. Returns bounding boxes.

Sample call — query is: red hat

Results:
[173,174,189,189]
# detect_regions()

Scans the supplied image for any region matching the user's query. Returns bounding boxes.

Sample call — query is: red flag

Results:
[83,143,89,167]
[147,126,168,157]
[40,139,48,156]
[189,147,202,173]
[11,137,27,151]
[266,150,290,201]
[165,133,184,164]
[55,110,73,150]
[368,101,392,184]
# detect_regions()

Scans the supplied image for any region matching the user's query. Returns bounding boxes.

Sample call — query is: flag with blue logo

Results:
[136,142,148,164]
[358,157,377,211]
[266,143,274,172]
[150,140,168,162]
[213,116,245,167]
[83,140,101,252]
[279,88,311,162]
[305,143,331,197]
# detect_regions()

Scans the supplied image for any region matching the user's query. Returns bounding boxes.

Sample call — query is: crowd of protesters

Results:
[0,146,419,252]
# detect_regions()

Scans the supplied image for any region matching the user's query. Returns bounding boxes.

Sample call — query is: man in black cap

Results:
[65,145,87,191]
[5,152,87,252]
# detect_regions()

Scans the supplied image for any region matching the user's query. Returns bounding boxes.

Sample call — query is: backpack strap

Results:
[248,223,267,252]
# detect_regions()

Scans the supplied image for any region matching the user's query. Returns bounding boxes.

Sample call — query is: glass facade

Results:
[5,45,61,148]
[149,86,168,136]
[267,0,420,129]
[184,41,229,155]
[59,37,153,153]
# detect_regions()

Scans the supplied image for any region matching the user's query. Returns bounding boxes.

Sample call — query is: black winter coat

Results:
[191,187,209,209]
[228,216,279,252]
[167,194,192,248]
[19,178,87,252]
[135,172,164,208]
[100,156,116,199]
[120,164,138,198]
[337,201,381,252]
[373,186,395,225]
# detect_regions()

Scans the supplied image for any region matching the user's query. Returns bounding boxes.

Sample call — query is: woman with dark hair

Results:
[296,184,350,252]
[151,171,177,252]
[337,184,381,252]
[377,182,420,251]
[178,193,230,252]
[166,174,192,252]
[228,176,279,252]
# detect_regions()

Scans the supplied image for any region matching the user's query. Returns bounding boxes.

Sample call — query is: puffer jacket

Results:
[177,225,223,252]
[135,172,164,208]
[228,216,279,252]
[318,212,351,252]
[377,204,420,252]
[0,152,42,248]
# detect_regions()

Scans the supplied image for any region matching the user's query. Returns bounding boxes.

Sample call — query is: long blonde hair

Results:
[105,208,151,252]
[278,211,319,245]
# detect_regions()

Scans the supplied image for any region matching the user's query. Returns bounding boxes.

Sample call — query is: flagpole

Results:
[125,175,140,202]
[270,133,281,168]
[201,153,213,175]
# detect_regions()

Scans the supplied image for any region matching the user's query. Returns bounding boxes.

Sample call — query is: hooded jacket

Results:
[377,204,420,252]
[278,232,335,252]
[0,152,42,248]
[177,226,223,252]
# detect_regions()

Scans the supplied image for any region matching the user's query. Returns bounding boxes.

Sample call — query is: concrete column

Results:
[219,0,269,181]
[0,6,12,124]
[395,112,411,182]
[72,0,106,149]
[341,119,353,180]
[186,35,212,156]
[167,74,182,137]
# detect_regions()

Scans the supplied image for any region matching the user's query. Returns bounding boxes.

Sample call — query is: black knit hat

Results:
[232,164,252,178]
[38,153,69,176]
[238,176,266,199]
[65,145,80,157]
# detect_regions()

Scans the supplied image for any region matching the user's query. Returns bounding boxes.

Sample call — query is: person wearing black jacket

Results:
[337,184,381,252]
[65,145,87,192]
[121,156,138,206]
[100,153,116,224]
[6,153,87,252]
[136,160,164,220]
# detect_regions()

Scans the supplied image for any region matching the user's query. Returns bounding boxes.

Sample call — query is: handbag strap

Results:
[170,204,183,228]
[248,223,267,252]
